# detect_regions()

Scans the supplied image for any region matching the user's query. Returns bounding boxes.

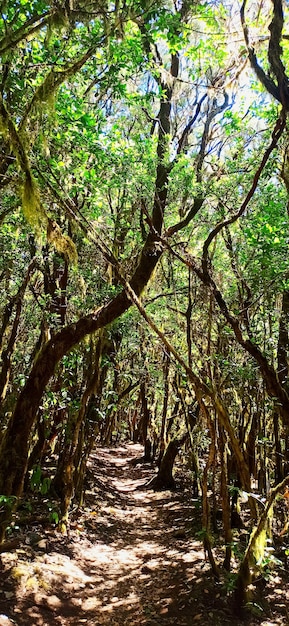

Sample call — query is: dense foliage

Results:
[1,0,289,616]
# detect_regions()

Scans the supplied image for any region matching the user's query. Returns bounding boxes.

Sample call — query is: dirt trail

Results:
[0,444,286,625]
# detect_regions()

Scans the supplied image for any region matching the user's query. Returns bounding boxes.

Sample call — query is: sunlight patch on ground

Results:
[99,591,140,613]
[133,540,164,554]
[181,551,203,563]
[107,457,128,467]
[108,477,151,492]
[74,541,141,567]
[80,596,102,611]
[132,489,173,503]
[2,445,287,626]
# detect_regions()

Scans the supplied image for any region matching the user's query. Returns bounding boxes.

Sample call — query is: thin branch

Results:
[20,43,104,130]
[122,276,211,398]
[0,205,15,225]
[268,0,289,109]
[240,0,287,106]
[176,93,207,155]
[201,112,286,276]
[196,93,229,183]
[166,197,204,237]
[0,11,51,55]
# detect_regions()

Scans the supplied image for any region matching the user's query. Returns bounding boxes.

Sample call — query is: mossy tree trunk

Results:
[0,49,182,539]
[0,260,36,407]
[234,474,289,617]
[53,334,104,522]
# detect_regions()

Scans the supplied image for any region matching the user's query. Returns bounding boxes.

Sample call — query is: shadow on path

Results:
[0,443,286,625]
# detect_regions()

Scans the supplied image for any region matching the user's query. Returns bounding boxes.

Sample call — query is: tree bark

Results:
[0,260,36,406]
[0,244,161,495]
[0,51,181,538]
[157,352,170,465]
[146,432,189,490]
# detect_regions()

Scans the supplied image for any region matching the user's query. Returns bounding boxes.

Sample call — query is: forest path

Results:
[0,443,280,626]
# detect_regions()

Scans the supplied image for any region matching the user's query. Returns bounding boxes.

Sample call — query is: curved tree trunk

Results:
[0,229,162,504]
[0,52,182,539]
[0,260,36,407]
[146,432,189,490]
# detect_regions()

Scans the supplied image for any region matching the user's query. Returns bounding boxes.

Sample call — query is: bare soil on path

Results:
[0,443,288,626]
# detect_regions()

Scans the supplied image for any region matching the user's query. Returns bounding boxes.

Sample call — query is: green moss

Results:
[47,219,78,265]
[253,527,267,565]
[22,175,47,232]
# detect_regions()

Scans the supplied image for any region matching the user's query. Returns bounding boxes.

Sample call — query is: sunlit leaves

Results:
[1,0,289,419]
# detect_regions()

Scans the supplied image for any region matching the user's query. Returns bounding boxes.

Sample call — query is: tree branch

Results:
[240,0,289,108]
[201,112,286,276]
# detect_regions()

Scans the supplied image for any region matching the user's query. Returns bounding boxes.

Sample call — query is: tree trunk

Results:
[0,260,36,407]
[157,352,170,465]
[274,289,289,480]
[234,473,289,617]
[0,52,181,539]
[132,379,152,464]
[146,432,189,490]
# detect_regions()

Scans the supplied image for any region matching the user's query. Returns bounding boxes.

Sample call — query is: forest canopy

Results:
[1,0,289,615]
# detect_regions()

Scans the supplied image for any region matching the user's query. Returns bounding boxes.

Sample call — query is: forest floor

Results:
[0,443,288,626]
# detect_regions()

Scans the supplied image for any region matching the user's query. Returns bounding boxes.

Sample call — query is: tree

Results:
[0,0,217,531]
[1,6,289,616]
